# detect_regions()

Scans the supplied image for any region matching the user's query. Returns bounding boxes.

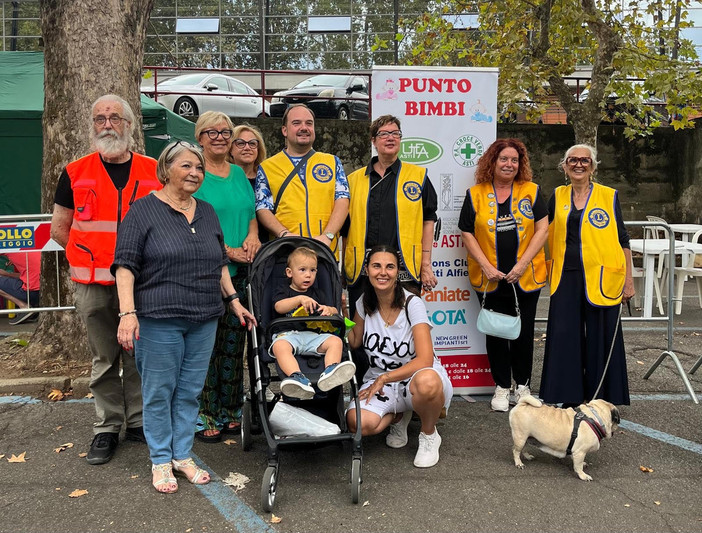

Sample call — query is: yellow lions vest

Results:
[548,183,625,306]
[260,150,338,252]
[467,180,547,293]
[345,161,426,284]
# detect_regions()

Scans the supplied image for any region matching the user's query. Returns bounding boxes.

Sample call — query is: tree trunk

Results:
[25,0,154,369]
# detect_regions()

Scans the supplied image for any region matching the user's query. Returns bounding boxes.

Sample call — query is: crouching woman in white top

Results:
[345,244,453,468]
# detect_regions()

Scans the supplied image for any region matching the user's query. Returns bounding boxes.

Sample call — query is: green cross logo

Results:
[452,134,484,168]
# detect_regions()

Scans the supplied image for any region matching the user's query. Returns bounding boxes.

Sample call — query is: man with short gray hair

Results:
[50,94,161,465]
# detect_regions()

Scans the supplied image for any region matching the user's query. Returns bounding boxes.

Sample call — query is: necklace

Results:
[378,305,398,328]
[163,190,193,211]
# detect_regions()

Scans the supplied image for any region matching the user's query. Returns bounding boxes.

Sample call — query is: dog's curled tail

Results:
[516,395,543,408]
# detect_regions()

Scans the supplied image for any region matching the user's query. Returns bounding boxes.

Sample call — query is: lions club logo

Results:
[403,181,422,201]
[518,198,534,219]
[588,208,610,228]
[311,163,333,183]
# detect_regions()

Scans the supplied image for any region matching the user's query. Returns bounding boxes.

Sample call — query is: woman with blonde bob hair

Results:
[540,143,634,407]
[192,111,261,443]
[458,138,548,412]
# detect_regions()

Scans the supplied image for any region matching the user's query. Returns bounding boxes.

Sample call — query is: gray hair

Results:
[559,143,599,174]
[90,94,136,151]
[156,141,205,185]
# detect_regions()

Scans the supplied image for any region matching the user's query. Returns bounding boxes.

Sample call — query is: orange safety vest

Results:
[65,152,160,285]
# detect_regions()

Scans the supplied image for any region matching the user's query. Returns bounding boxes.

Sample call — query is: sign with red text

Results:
[372,66,498,394]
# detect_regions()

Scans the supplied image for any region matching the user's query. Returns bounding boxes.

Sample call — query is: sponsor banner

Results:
[372,66,498,394]
[0,222,63,253]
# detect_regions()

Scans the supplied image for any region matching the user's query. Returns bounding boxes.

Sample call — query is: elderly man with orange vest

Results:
[254,104,349,253]
[51,94,161,466]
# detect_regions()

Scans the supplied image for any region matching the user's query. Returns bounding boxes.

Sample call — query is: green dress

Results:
[194,164,256,432]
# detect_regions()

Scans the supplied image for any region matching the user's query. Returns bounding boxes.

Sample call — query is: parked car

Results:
[141,73,269,118]
[269,74,369,120]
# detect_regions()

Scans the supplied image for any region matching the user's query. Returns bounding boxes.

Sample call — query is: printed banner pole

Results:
[371,65,499,395]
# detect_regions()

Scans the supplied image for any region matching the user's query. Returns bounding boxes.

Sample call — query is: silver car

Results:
[142,73,269,118]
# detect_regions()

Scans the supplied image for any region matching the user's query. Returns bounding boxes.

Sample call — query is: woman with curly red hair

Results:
[458,138,548,412]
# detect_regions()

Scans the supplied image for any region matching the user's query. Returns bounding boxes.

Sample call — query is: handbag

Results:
[476,284,521,340]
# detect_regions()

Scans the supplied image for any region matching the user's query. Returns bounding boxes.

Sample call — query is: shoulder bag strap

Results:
[481,283,520,316]
[272,149,316,214]
[404,294,415,325]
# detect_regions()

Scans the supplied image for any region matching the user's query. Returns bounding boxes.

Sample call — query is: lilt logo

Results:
[452,134,484,168]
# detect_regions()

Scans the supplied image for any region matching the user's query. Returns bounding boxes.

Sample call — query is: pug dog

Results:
[509,396,620,481]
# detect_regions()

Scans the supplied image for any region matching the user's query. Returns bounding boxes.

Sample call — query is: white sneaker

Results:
[414,429,442,468]
[513,384,532,405]
[491,385,510,412]
[386,410,412,448]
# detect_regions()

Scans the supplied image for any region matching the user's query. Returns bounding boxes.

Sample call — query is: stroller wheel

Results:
[241,401,253,451]
[261,465,278,512]
[351,457,362,504]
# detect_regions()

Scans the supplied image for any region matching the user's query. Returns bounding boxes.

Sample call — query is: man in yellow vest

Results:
[50,94,160,465]
[344,114,438,317]
[255,104,349,254]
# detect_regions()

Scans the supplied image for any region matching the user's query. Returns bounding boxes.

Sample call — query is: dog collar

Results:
[565,407,606,456]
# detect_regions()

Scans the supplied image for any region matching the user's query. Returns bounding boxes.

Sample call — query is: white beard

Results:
[92,129,130,158]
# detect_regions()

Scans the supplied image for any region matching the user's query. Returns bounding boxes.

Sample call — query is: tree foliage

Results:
[396,0,702,146]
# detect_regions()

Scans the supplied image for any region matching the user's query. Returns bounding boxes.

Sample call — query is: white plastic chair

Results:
[672,229,702,315]
[641,215,669,314]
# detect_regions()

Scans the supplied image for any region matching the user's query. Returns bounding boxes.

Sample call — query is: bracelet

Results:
[422,249,431,253]
[118,310,137,318]
[223,292,239,304]
[278,229,290,238]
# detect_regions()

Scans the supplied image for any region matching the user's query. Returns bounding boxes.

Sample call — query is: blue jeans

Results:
[135,317,218,464]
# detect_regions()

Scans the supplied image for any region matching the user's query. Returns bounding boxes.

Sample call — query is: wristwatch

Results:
[324,232,335,240]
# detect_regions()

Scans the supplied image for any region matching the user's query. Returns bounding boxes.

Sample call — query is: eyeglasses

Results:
[566,157,592,167]
[201,129,233,140]
[163,140,202,162]
[375,130,402,139]
[233,139,259,149]
[93,115,126,126]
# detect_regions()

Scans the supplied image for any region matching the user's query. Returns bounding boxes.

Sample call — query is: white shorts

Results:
[347,367,453,418]
[269,330,334,357]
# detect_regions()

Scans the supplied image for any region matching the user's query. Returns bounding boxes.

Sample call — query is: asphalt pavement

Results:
[2,288,702,533]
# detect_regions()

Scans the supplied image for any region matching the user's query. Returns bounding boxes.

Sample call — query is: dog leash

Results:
[589,302,623,402]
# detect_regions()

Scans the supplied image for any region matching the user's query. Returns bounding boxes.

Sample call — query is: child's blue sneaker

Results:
[280,372,315,400]
[317,360,356,392]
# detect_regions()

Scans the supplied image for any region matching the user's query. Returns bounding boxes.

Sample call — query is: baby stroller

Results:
[242,236,362,511]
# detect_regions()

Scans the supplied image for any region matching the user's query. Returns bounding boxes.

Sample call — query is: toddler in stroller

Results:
[271,246,356,399]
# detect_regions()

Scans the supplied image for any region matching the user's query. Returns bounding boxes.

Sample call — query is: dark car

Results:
[269,74,369,120]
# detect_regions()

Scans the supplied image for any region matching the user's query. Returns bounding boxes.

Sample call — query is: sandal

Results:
[172,457,211,485]
[152,463,178,494]
[220,422,240,434]
[195,429,221,443]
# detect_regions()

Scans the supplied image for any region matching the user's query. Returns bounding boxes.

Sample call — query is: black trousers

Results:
[476,281,540,389]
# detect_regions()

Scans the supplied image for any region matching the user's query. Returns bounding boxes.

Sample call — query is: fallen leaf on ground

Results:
[78,452,87,458]
[130,475,139,479]
[639,465,654,473]
[362,500,370,507]
[55,426,63,431]
[69,489,88,498]
[85,393,94,399]
[222,472,250,491]
[11,338,28,347]
[48,389,65,401]
[270,514,282,524]
[0,454,4,459]
[624,504,630,507]
[54,442,74,453]
[636,360,645,365]
[223,439,237,445]
[55,487,61,491]
[185,529,193,533]
[654,501,661,505]
[8,452,27,463]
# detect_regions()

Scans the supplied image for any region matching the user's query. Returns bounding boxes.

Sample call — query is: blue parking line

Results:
[619,420,702,455]
[190,453,275,533]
